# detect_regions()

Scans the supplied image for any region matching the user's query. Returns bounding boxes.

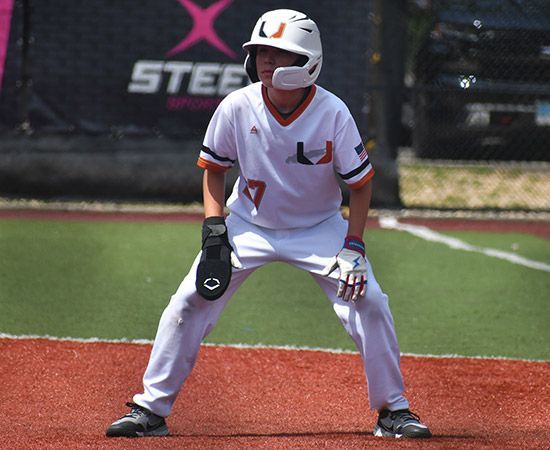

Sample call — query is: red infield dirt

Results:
[2,338,549,450]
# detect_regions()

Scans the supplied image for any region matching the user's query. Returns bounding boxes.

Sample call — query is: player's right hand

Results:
[321,236,367,302]
[195,216,241,301]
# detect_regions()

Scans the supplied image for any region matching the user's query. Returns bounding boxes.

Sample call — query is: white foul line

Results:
[379,216,550,272]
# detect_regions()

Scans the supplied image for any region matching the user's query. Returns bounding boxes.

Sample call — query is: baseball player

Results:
[106,9,431,439]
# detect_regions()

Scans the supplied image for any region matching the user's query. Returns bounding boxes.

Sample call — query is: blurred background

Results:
[0,0,548,211]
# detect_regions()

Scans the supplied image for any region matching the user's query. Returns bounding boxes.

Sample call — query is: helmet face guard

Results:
[242,9,323,90]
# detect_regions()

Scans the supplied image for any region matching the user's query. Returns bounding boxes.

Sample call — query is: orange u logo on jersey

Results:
[296,141,333,165]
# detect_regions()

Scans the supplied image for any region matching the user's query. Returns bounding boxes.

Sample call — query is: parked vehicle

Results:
[411,0,550,160]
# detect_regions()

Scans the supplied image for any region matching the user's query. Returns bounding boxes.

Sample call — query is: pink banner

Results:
[0,0,14,92]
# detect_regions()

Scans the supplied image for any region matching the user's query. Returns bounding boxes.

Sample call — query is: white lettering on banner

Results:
[128,61,164,93]
[127,60,248,96]
[163,61,193,94]
[189,63,219,95]
[219,64,248,95]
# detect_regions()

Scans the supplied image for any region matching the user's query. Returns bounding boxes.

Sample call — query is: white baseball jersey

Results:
[197,82,374,229]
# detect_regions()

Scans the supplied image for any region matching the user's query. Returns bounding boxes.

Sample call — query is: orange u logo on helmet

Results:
[259,21,286,39]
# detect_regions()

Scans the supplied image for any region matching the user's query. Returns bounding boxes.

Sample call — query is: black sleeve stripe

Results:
[201,145,236,164]
[338,158,371,180]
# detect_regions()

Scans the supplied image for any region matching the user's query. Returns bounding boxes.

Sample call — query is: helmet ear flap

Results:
[244,50,259,83]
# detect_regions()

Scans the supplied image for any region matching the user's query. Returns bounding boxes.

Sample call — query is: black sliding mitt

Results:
[196,216,241,300]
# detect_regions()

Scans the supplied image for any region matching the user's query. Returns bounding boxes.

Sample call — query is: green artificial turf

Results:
[0,220,197,339]
[1,218,548,360]
[365,229,549,360]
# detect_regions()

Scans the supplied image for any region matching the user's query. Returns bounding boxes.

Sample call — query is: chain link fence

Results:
[398,0,550,211]
[399,152,550,210]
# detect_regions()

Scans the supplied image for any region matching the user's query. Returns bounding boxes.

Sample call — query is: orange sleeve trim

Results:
[197,157,230,173]
[348,169,375,190]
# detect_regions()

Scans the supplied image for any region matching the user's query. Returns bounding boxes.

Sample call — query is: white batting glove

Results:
[321,236,367,302]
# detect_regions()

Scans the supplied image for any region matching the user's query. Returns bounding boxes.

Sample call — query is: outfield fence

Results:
[0,0,548,211]
[396,1,550,211]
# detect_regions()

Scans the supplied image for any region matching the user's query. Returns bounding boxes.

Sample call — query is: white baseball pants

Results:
[133,212,409,417]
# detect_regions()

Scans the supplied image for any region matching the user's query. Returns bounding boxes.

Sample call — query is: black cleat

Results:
[106,402,169,437]
[373,408,432,438]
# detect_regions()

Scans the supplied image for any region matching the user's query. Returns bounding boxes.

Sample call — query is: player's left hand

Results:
[321,236,367,301]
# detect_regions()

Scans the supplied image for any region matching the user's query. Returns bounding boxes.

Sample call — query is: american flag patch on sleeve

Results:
[354,143,368,161]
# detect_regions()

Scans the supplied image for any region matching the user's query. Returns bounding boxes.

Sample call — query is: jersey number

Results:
[243,178,266,209]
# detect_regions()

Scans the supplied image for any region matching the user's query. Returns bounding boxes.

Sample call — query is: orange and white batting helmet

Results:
[242,9,323,90]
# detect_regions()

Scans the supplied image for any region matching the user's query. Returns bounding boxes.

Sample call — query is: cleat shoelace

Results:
[124,402,147,419]
[391,410,423,429]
